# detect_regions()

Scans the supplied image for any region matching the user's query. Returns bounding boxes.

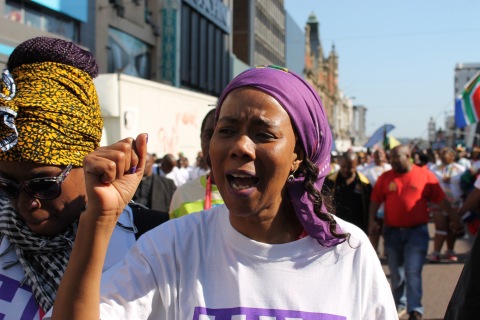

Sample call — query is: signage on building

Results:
[162,2,177,85]
[183,0,230,33]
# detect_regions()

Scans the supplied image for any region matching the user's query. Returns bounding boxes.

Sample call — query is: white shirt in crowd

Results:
[156,166,188,187]
[361,162,392,187]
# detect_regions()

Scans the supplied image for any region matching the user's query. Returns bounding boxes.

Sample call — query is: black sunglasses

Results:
[0,164,73,200]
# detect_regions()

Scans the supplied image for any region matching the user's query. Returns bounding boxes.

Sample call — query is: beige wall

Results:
[95,73,218,163]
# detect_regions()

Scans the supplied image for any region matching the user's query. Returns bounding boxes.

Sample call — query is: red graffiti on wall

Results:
[154,112,199,157]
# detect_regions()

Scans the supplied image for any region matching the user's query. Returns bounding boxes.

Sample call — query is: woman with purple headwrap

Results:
[52,66,397,319]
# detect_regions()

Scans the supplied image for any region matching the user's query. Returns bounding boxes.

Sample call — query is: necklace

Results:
[204,174,212,210]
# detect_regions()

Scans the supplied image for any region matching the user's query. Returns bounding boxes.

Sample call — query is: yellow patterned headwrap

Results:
[0,62,103,166]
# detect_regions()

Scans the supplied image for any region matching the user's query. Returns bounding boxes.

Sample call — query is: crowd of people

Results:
[0,36,479,320]
[329,145,480,257]
[325,144,480,319]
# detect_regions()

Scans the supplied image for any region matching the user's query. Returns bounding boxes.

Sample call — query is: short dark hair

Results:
[200,109,216,134]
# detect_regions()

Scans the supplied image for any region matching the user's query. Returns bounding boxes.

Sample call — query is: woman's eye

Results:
[256,132,275,140]
[217,128,235,136]
[201,129,214,140]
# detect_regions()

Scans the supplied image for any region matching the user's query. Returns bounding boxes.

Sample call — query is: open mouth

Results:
[227,173,259,190]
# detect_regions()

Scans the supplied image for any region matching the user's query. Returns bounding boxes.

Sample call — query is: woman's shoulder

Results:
[333,215,371,248]
[125,205,227,266]
[140,205,227,242]
[329,216,383,273]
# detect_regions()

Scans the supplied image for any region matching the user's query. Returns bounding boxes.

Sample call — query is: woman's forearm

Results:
[52,134,148,319]
[459,188,480,216]
[52,211,117,319]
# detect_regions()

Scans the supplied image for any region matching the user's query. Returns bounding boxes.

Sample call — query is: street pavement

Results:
[380,223,474,320]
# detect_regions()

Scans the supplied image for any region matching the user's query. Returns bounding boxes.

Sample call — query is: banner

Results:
[385,135,401,150]
[364,124,395,148]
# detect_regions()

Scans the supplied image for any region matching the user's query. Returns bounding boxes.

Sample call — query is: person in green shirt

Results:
[169,109,224,218]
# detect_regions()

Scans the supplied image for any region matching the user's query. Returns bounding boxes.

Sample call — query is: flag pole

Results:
[464,71,480,92]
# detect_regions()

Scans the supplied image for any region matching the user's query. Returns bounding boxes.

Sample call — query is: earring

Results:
[32,199,41,208]
[287,170,296,182]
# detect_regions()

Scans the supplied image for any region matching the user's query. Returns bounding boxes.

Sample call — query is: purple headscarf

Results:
[216,65,345,247]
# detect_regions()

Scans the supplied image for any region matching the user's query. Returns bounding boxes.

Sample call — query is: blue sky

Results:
[284,0,480,140]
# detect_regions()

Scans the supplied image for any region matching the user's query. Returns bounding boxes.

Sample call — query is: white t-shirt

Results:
[472,160,480,173]
[98,205,397,319]
[361,162,392,187]
[473,174,480,190]
[362,162,392,215]
[431,163,466,203]
[189,166,210,181]
[330,163,340,173]
[2,208,136,320]
[157,167,188,187]
[457,157,471,170]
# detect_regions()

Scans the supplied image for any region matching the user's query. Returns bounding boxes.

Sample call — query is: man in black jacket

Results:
[322,151,372,233]
[133,153,177,213]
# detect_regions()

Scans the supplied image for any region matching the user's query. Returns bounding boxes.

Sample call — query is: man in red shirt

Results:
[368,145,462,320]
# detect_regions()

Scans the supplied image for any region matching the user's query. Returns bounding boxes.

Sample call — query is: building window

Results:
[107,27,151,79]
[4,0,78,41]
[180,3,230,96]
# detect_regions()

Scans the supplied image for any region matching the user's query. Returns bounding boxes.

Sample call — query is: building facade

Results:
[0,0,233,97]
[304,12,357,150]
[284,10,304,76]
[0,0,88,67]
[454,63,480,96]
[90,0,232,97]
[232,0,285,67]
[333,91,354,152]
[428,117,436,145]
[351,105,367,146]
[304,13,337,123]
[1,1,366,153]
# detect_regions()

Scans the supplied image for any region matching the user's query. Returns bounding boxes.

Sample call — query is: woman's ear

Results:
[291,144,305,173]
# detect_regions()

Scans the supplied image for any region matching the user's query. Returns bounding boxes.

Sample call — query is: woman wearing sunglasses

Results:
[51,66,397,319]
[0,37,138,319]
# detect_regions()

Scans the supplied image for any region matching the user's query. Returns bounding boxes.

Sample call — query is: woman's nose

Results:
[230,134,255,160]
[16,191,41,211]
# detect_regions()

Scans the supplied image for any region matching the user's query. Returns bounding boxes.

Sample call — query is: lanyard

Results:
[204,174,212,210]
[442,164,453,177]
[296,229,308,240]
